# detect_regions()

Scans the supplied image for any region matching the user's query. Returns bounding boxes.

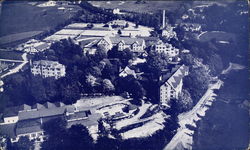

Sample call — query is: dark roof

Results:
[160,64,188,88]
[35,43,50,51]
[66,111,88,121]
[31,103,45,110]
[79,39,96,47]
[54,102,65,107]
[19,104,31,112]
[43,102,56,108]
[110,36,144,46]
[67,113,101,128]
[171,65,189,88]
[18,105,74,121]
[141,36,159,42]
[16,119,42,135]
[0,123,16,138]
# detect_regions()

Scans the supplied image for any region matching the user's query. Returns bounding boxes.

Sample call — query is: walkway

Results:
[1,53,28,78]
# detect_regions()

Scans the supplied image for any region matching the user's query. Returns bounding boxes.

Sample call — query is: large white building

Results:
[0,102,98,143]
[153,40,179,60]
[31,60,66,79]
[97,36,146,53]
[159,64,189,108]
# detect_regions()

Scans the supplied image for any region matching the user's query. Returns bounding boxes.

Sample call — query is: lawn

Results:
[198,31,236,42]
[0,50,24,60]
[0,1,80,37]
[0,31,43,45]
[89,1,233,14]
[89,1,184,13]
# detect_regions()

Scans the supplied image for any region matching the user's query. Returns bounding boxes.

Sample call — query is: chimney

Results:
[40,118,43,125]
[29,59,32,66]
[162,10,166,29]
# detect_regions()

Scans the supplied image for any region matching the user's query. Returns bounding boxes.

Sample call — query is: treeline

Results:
[79,1,162,30]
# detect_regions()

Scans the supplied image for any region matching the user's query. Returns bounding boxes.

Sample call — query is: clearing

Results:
[0,50,24,60]
[197,31,235,42]
[0,31,43,46]
[0,1,81,43]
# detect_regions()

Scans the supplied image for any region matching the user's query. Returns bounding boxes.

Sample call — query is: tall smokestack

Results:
[162,10,165,29]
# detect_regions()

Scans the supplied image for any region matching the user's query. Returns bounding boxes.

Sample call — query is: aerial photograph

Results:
[0,0,249,150]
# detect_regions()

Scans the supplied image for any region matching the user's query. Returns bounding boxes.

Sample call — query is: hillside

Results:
[0,1,80,38]
[89,1,235,13]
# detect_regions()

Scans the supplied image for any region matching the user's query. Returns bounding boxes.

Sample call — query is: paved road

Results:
[0,59,25,63]
[1,53,28,78]
[164,80,223,150]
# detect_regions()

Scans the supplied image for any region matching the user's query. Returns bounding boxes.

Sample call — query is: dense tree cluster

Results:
[41,118,94,150]
[145,51,169,78]
[7,136,34,150]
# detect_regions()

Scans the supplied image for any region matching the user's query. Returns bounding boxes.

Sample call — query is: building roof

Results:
[67,113,101,128]
[0,123,16,138]
[44,102,56,108]
[31,103,45,110]
[109,36,144,46]
[16,119,42,135]
[160,64,188,89]
[108,19,127,26]
[54,102,65,107]
[32,60,65,69]
[19,104,74,121]
[35,43,50,51]
[66,111,88,121]
[119,66,136,78]
[19,104,31,112]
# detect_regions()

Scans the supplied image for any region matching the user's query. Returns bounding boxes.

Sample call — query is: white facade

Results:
[98,36,146,53]
[159,65,188,106]
[113,8,120,14]
[16,131,45,142]
[154,40,179,58]
[0,116,19,125]
[31,60,66,79]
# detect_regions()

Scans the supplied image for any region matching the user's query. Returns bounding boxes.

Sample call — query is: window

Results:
[31,133,36,137]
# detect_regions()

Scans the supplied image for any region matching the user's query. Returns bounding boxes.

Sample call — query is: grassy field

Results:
[0,1,79,37]
[0,50,24,60]
[0,31,43,45]
[90,1,183,13]
[89,1,234,13]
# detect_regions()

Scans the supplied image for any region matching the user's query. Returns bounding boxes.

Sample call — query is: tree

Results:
[125,22,129,28]
[62,82,81,104]
[130,80,145,101]
[146,51,168,77]
[87,23,94,29]
[42,117,67,136]
[12,136,34,150]
[117,29,122,35]
[183,62,212,104]
[86,74,98,87]
[87,66,102,77]
[94,45,108,61]
[42,120,94,150]
[66,125,94,150]
[177,89,193,112]
[102,79,115,93]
